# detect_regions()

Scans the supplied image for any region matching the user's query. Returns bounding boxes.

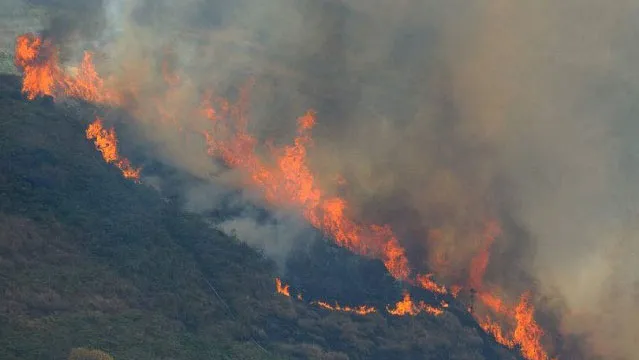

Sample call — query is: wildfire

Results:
[85,117,141,181]
[15,32,557,360]
[275,278,290,297]
[386,291,443,317]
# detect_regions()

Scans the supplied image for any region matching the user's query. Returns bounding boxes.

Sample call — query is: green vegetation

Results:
[0,74,522,359]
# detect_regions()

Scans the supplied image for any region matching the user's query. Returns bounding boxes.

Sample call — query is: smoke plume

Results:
[15,0,639,358]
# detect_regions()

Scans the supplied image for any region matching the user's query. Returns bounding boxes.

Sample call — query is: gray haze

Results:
[11,0,639,358]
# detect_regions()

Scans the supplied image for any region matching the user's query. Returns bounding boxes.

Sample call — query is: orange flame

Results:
[275,278,290,297]
[469,221,501,290]
[273,279,443,317]
[62,52,121,104]
[387,292,444,317]
[514,293,550,360]
[481,316,515,348]
[475,292,552,360]
[85,117,141,181]
[314,301,377,315]
[14,33,120,105]
[450,285,462,298]
[415,273,448,295]
[14,34,58,100]
[201,96,410,280]
[466,223,554,360]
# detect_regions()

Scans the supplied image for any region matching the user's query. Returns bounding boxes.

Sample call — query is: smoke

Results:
[21,0,639,358]
[182,182,315,268]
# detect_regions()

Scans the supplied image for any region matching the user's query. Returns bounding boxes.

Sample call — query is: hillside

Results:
[0,73,526,360]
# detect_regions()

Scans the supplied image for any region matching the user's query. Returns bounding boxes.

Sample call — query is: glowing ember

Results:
[273,279,441,317]
[313,301,377,315]
[86,117,141,181]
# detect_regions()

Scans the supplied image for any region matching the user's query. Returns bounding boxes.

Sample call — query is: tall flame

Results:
[466,223,553,360]
[14,33,120,105]
[415,273,448,295]
[201,96,410,280]
[14,34,57,100]
[86,117,141,181]
[514,293,550,360]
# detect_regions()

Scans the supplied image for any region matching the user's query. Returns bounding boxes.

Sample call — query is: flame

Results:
[14,33,120,105]
[275,278,290,297]
[514,293,549,360]
[475,292,552,360]
[469,221,501,290]
[201,95,410,280]
[450,285,462,298]
[14,34,57,100]
[415,273,448,295]
[85,117,141,181]
[274,279,441,317]
[478,291,510,314]
[62,52,120,105]
[314,301,377,315]
[387,291,444,317]
[481,316,515,348]
[466,223,554,360]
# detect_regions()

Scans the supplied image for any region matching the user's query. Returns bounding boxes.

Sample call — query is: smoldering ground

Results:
[19,0,639,358]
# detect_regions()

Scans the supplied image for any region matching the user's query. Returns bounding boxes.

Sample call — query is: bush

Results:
[68,348,114,360]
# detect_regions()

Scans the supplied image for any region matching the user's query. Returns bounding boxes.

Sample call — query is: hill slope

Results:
[0,74,520,360]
